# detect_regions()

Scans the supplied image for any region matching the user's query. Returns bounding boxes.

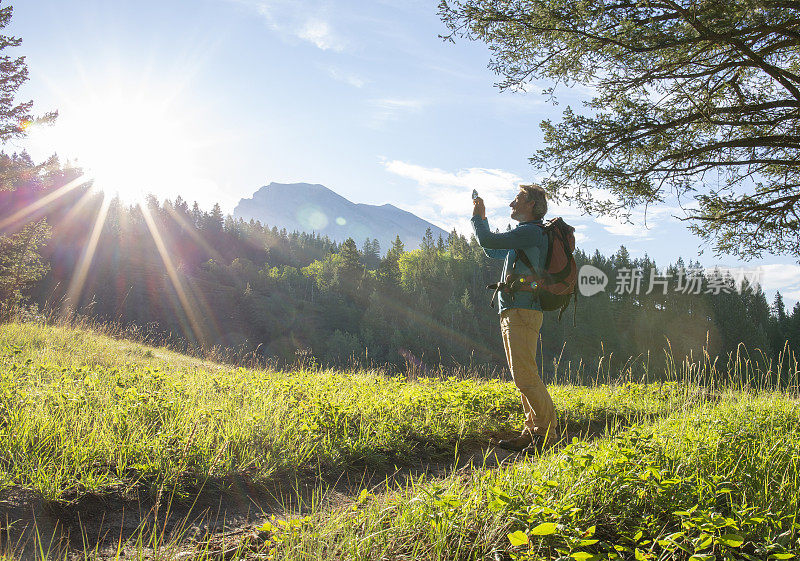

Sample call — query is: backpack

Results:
[493,217,578,325]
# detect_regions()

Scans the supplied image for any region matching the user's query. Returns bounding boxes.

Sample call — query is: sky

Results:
[6,0,800,310]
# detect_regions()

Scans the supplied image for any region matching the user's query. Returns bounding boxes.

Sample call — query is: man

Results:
[471,184,558,454]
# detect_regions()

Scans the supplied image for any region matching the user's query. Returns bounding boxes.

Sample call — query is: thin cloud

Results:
[225,0,347,52]
[559,185,684,239]
[386,160,691,242]
[596,214,654,239]
[384,160,687,241]
[298,19,345,51]
[327,66,367,88]
[594,205,684,239]
[382,160,570,233]
[755,264,800,294]
[369,99,425,127]
[573,224,588,245]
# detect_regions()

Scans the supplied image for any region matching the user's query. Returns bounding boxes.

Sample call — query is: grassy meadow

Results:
[1,321,799,560]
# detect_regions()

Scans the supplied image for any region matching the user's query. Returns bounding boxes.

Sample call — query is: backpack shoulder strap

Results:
[512,222,547,275]
[514,247,535,273]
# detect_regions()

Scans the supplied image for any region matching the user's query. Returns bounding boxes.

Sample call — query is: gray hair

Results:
[519,184,548,220]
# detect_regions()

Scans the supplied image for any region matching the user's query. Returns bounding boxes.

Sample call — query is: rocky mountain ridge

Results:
[233,182,448,253]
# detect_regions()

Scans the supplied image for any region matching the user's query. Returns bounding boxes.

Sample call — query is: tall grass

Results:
[0,323,678,503]
[3,321,800,560]
[551,332,799,393]
[268,394,800,560]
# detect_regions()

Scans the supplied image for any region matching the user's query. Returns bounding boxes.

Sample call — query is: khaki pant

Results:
[500,308,557,442]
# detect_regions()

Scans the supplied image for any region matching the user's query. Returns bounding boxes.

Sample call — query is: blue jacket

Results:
[471,215,548,313]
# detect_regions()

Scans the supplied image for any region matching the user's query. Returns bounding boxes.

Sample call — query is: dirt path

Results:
[0,425,616,560]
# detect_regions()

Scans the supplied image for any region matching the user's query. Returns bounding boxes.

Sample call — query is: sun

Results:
[35,87,208,206]
[73,92,201,204]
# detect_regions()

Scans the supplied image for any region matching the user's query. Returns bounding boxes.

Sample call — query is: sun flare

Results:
[72,93,201,203]
[29,86,212,206]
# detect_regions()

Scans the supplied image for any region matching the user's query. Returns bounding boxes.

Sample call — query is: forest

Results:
[2,153,798,380]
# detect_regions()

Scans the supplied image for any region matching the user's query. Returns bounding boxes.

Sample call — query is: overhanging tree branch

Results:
[440,0,800,260]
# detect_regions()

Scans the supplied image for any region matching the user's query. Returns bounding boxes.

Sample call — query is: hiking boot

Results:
[520,434,553,455]
[494,433,532,451]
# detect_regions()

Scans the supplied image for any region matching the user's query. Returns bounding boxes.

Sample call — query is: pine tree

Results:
[0,220,51,318]
[421,228,435,252]
[441,0,800,259]
[789,303,800,355]
[772,292,788,325]
[0,5,55,148]
[362,238,380,269]
[389,235,404,258]
[769,291,790,357]
[191,202,202,227]
[334,237,363,295]
[614,246,632,269]
[378,236,403,290]
[207,203,224,232]
[0,6,55,317]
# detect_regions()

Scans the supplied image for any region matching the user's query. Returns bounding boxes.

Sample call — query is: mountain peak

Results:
[234,183,446,253]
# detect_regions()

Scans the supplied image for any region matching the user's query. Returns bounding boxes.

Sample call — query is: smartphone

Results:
[472,189,479,200]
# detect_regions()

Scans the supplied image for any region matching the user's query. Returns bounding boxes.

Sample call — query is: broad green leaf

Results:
[718,534,744,547]
[571,552,600,561]
[488,499,507,511]
[507,530,529,546]
[531,522,557,535]
[688,555,716,561]
[769,554,795,560]
[696,534,713,550]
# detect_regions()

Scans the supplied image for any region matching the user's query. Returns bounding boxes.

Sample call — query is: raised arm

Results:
[470,216,510,259]
[471,215,539,251]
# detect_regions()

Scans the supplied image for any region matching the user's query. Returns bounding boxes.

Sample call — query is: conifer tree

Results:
[0,5,55,149]
[0,5,56,318]
[378,236,403,290]
[334,237,363,295]
[441,0,800,258]
[769,291,791,356]
[0,220,51,318]
[389,235,404,257]
[789,303,800,355]
[362,238,380,269]
[421,227,435,252]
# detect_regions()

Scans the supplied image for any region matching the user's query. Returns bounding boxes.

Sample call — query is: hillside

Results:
[233,182,449,252]
[1,322,799,560]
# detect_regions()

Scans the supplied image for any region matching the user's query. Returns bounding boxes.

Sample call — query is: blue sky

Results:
[8,0,800,309]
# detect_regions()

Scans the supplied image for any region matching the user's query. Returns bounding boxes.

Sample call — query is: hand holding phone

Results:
[471,189,485,218]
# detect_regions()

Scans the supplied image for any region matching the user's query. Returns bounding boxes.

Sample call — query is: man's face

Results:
[509,190,535,221]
